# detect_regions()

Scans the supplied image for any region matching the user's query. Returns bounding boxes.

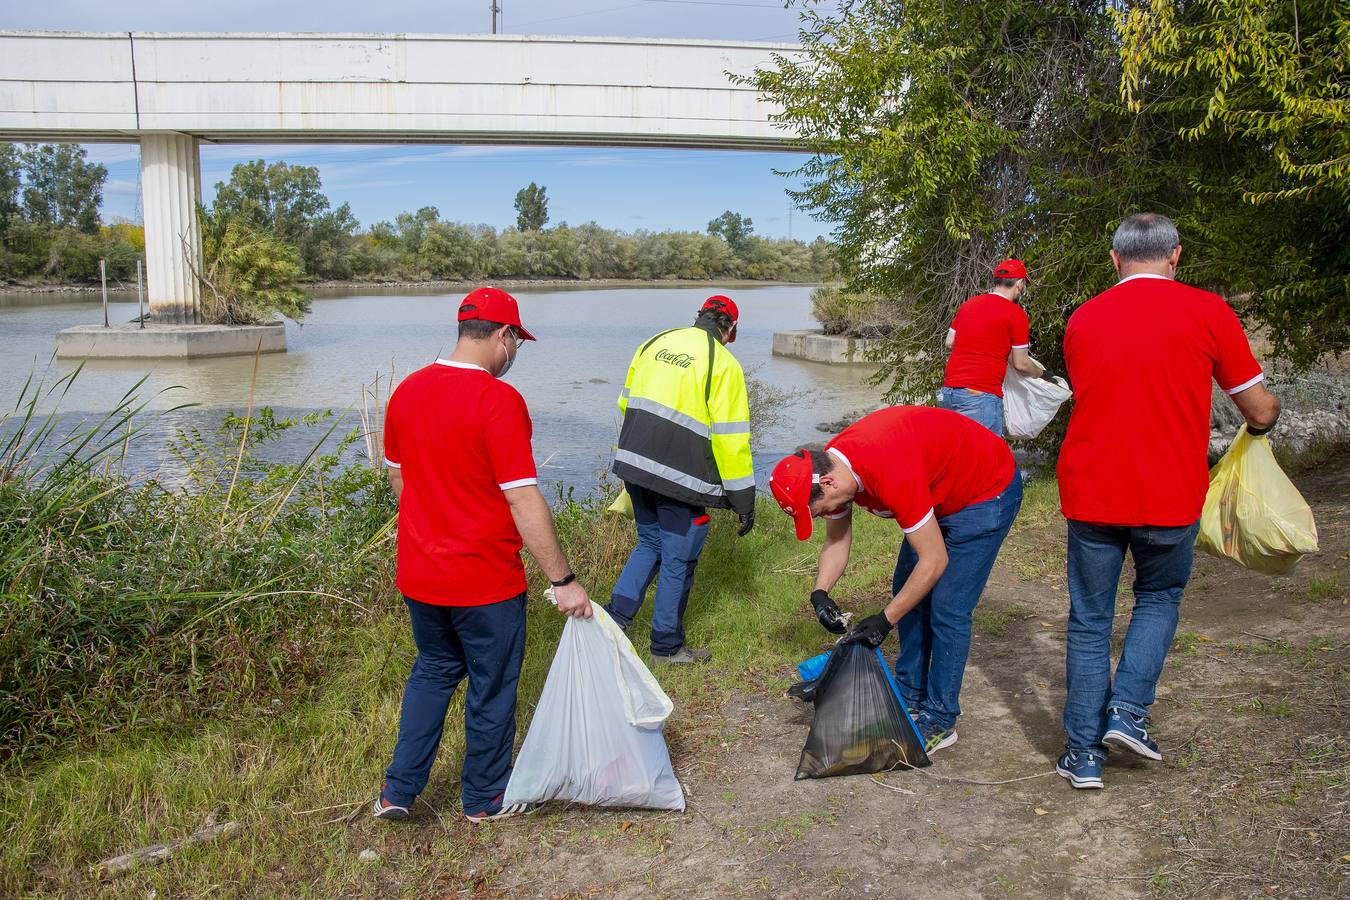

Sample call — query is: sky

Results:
[5,1,840,240]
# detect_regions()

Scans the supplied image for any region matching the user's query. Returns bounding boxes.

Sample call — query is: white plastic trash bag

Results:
[1003,360,1072,440]
[503,605,685,811]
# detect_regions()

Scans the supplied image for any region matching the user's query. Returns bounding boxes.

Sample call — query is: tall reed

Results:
[0,370,398,765]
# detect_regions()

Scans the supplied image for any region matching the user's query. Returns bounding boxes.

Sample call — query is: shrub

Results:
[197,206,310,323]
[810,285,896,337]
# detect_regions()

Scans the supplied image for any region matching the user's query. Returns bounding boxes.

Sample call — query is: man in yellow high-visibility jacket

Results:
[608,295,755,664]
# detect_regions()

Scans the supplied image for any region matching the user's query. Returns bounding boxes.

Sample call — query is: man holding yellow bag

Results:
[1054,214,1281,790]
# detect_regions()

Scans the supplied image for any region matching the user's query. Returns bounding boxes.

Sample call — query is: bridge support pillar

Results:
[139,133,203,324]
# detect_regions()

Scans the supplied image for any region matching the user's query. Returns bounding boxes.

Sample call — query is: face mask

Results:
[496,330,518,378]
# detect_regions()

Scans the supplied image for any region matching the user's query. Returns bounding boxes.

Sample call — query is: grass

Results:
[1172,631,1212,654]
[1306,574,1342,602]
[0,380,909,895]
[973,603,1031,636]
[1010,476,1062,532]
[1,374,397,764]
[755,809,836,839]
[3,503,906,895]
[1272,434,1350,474]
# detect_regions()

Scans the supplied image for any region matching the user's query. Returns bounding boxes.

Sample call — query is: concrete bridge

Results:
[0,31,800,323]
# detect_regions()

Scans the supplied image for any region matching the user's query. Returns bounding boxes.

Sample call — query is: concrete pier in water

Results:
[772,329,881,365]
[55,323,286,359]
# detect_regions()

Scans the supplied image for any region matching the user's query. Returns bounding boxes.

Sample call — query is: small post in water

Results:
[100,258,109,327]
[136,258,145,328]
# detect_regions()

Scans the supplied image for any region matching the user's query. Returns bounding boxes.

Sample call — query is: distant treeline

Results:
[206,161,837,284]
[0,144,146,285]
[340,212,837,282]
[0,145,838,290]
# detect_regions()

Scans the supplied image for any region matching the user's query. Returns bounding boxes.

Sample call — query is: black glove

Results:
[736,510,755,537]
[1246,422,1274,436]
[1039,368,1057,382]
[810,589,847,635]
[843,612,893,648]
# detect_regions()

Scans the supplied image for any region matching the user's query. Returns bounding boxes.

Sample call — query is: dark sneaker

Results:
[1103,707,1162,761]
[372,789,410,821]
[1056,750,1105,789]
[915,713,958,754]
[652,646,712,665]
[464,800,540,824]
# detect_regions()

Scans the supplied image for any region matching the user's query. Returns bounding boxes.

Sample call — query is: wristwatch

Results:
[550,572,577,587]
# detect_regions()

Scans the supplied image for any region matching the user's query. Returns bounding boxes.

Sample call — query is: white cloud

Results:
[102,178,140,196]
[80,144,140,166]
[561,154,645,168]
[323,178,415,190]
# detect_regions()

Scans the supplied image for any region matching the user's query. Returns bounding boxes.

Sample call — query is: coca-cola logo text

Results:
[654,349,695,368]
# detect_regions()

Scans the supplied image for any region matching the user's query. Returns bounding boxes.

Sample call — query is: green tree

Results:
[0,144,20,237]
[750,0,1347,396]
[419,220,495,279]
[1117,0,1350,366]
[746,0,1222,399]
[707,210,754,255]
[210,160,357,277]
[513,182,549,231]
[18,144,105,234]
[392,206,441,255]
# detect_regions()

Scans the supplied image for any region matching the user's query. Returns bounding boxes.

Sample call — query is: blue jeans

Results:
[939,387,1005,437]
[1063,520,1200,754]
[607,482,710,656]
[383,593,526,813]
[892,472,1023,730]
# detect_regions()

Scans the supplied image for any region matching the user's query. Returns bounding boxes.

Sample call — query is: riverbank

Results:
[1,276,827,296]
[3,401,1345,895]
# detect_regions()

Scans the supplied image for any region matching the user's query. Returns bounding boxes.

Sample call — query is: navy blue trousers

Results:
[383,593,526,814]
[606,482,710,656]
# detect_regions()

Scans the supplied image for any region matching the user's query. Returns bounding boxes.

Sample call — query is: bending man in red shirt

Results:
[373,287,594,824]
[770,407,1023,753]
[1053,214,1281,790]
[941,258,1046,435]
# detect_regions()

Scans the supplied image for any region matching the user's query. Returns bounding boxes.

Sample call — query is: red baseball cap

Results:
[701,295,739,342]
[770,450,818,541]
[457,286,536,341]
[702,294,739,322]
[993,259,1028,281]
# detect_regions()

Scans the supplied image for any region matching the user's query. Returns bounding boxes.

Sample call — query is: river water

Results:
[0,284,884,493]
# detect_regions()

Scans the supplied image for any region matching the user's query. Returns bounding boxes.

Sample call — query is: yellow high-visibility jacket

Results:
[613,324,755,516]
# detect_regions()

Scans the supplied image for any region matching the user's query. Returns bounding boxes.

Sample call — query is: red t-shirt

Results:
[383,359,538,605]
[944,293,1031,396]
[826,406,1016,531]
[1057,275,1264,526]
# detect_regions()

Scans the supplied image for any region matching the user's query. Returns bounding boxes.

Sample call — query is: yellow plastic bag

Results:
[606,488,634,519]
[1196,425,1318,574]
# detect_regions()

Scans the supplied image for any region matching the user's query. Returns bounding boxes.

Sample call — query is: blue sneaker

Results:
[1103,707,1162,761]
[914,713,958,754]
[1056,750,1104,789]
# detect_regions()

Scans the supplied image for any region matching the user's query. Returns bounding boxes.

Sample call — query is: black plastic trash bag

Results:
[795,642,930,779]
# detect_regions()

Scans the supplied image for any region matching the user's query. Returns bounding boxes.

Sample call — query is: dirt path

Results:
[360,458,1348,899]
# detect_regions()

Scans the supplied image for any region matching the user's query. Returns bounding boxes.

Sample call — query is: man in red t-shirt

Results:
[373,287,594,824]
[941,259,1047,435]
[769,407,1023,753]
[1053,214,1281,790]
